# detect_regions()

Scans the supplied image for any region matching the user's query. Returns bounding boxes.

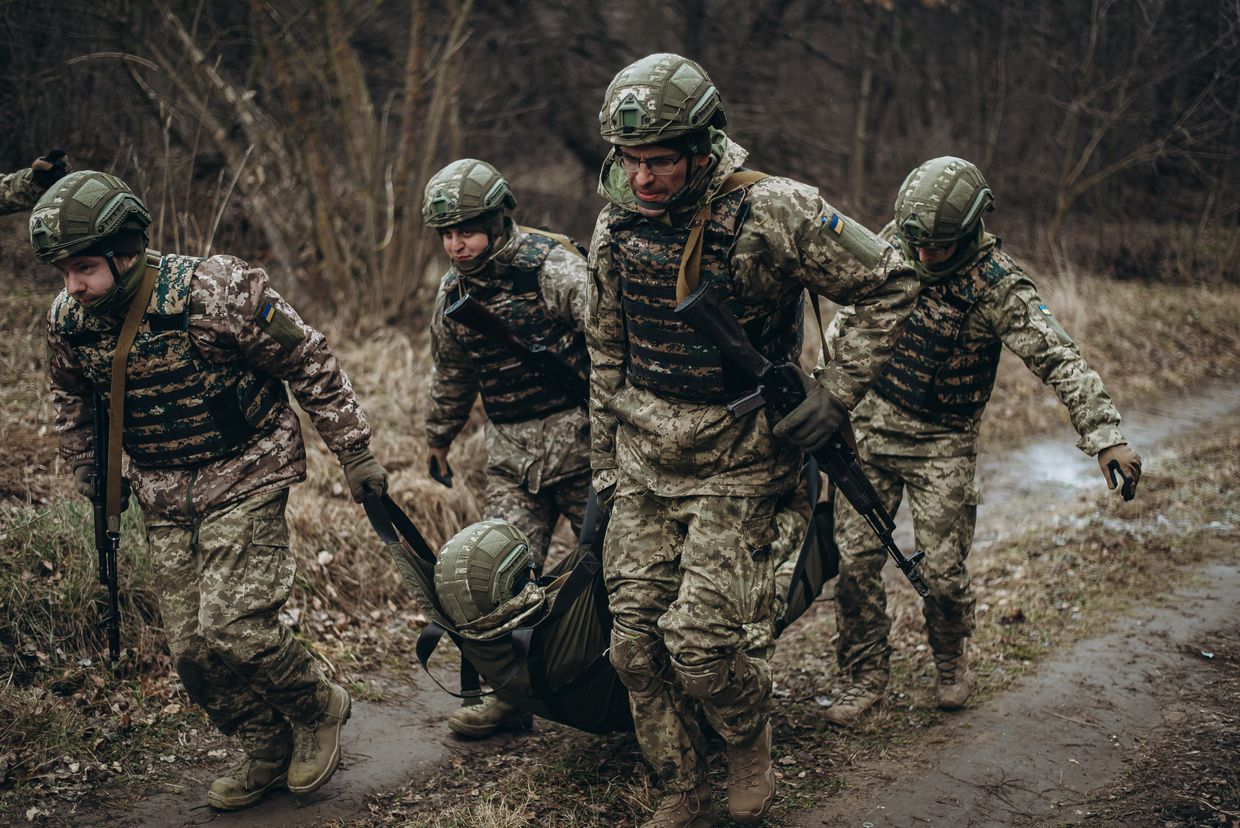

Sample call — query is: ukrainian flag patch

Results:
[1038,304,1052,315]
[260,302,277,323]
[822,213,844,235]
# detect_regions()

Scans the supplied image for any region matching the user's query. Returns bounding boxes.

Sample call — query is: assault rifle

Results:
[674,283,930,597]
[91,392,122,664]
[444,293,588,406]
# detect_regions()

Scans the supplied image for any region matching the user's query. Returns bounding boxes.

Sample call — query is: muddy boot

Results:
[287,680,351,795]
[207,754,289,811]
[823,669,888,726]
[641,781,717,828]
[725,721,776,823]
[934,642,974,710]
[447,695,533,739]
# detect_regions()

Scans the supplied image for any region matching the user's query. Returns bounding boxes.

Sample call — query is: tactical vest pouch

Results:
[363,494,632,734]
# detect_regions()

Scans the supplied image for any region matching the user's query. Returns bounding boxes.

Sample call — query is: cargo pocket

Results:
[738,499,778,637]
[245,514,296,608]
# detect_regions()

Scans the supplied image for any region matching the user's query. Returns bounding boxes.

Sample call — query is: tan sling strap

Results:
[105,259,159,531]
[516,225,587,261]
[675,170,770,302]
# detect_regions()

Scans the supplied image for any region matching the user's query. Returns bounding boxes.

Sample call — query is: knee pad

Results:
[609,624,667,697]
[671,653,750,702]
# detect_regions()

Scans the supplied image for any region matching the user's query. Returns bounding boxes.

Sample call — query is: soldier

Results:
[822,156,1143,725]
[34,171,388,810]
[422,159,592,739]
[1,149,70,214]
[587,54,918,827]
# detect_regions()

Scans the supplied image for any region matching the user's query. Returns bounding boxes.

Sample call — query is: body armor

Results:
[51,253,286,469]
[872,247,1017,426]
[607,188,800,403]
[446,233,588,424]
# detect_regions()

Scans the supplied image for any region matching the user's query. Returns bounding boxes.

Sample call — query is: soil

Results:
[47,381,1240,826]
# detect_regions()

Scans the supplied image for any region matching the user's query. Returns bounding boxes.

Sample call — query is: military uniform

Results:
[427,228,591,566]
[48,251,371,762]
[588,129,917,799]
[825,225,1127,679]
[1,167,46,214]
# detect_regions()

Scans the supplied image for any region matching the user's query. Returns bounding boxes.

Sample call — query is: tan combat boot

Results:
[207,754,289,810]
[287,680,351,795]
[641,781,718,828]
[823,669,889,726]
[447,695,533,739]
[934,642,974,710]
[726,721,776,823]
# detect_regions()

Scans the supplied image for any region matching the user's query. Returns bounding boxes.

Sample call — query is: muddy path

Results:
[95,380,1240,826]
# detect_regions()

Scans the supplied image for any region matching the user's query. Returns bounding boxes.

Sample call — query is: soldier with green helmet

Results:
[820,156,1143,725]
[0,149,70,214]
[588,53,918,827]
[422,158,592,739]
[36,170,389,810]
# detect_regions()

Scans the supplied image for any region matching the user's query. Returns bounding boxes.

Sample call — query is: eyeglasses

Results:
[616,150,684,176]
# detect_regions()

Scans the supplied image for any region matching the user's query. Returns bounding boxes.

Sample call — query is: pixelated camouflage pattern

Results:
[421,158,516,227]
[0,167,42,215]
[48,253,372,520]
[598,53,723,145]
[147,488,328,760]
[823,231,1125,457]
[870,240,1013,427]
[50,253,286,469]
[586,134,919,498]
[483,464,589,568]
[441,233,587,424]
[605,487,778,790]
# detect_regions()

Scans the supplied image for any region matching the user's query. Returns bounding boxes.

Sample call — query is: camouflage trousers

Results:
[484,470,590,569]
[834,450,979,676]
[146,488,330,761]
[605,488,779,792]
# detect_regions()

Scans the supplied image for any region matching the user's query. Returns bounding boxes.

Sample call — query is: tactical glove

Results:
[72,457,131,509]
[771,367,848,454]
[1098,443,1141,501]
[31,149,70,190]
[340,446,389,502]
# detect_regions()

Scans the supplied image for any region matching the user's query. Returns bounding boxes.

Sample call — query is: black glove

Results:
[771,367,848,453]
[31,149,69,190]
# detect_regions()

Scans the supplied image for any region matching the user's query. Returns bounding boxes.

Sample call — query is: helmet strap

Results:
[84,249,149,316]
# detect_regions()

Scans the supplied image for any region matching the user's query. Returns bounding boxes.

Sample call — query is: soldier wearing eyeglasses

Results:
[820,156,1143,727]
[586,53,918,827]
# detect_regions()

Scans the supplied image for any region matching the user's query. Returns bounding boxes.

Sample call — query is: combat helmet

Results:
[435,519,536,628]
[30,170,152,264]
[599,53,726,147]
[422,159,516,228]
[893,156,993,249]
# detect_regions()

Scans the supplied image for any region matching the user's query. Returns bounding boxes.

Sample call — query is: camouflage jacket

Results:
[1,168,43,215]
[823,227,1125,458]
[48,253,372,522]
[427,229,591,491]
[586,134,919,497]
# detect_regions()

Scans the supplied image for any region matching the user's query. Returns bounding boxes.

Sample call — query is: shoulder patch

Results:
[254,301,305,350]
[826,212,888,271]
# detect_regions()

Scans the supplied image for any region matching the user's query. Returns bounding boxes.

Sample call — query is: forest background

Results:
[1,0,1239,824]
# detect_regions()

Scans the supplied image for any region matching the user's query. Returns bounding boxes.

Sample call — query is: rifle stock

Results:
[91,392,121,664]
[444,293,588,406]
[674,282,929,597]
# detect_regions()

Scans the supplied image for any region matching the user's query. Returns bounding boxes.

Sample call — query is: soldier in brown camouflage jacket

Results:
[423,159,591,739]
[820,157,1143,726]
[35,171,387,811]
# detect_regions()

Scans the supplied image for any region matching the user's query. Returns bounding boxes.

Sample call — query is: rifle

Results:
[674,282,930,597]
[91,392,122,664]
[444,293,588,406]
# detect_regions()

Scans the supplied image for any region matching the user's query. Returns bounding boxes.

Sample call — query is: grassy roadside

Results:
[1,244,1239,818]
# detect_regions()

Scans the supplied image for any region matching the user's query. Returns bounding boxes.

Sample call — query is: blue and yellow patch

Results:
[1038,304,1052,315]
[822,213,844,235]
[260,302,277,323]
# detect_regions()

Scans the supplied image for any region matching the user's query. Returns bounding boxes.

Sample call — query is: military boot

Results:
[446,695,533,739]
[207,754,289,811]
[726,721,776,823]
[934,642,974,710]
[287,680,351,795]
[823,669,888,726]
[641,782,717,828]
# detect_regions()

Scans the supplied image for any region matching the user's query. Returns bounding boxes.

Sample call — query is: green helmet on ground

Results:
[422,159,517,228]
[30,170,152,264]
[893,156,994,249]
[435,519,535,628]
[599,53,726,147]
